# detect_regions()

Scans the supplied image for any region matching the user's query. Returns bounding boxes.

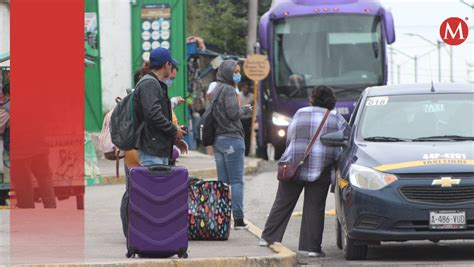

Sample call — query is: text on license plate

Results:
[429,211,466,229]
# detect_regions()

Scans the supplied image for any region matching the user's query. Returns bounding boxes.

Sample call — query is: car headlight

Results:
[349,164,398,190]
[272,112,292,126]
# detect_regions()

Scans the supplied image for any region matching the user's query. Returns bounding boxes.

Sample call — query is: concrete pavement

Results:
[0,153,299,266]
[0,183,296,266]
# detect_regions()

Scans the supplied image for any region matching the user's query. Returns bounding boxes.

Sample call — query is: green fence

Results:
[85,0,103,132]
[131,0,187,125]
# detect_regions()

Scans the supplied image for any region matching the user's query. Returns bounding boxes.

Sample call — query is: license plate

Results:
[429,210,466,230]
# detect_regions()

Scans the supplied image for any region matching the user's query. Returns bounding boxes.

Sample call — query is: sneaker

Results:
[259,238,270,247]
[308,251,326,258]
[233,219,248,230]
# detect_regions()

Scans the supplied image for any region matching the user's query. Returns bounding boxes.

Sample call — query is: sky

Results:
[381,0,473,84]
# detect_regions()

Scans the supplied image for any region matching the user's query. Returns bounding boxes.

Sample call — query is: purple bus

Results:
[257,0,396,159]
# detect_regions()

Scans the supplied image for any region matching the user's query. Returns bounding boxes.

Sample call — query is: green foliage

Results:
[188,0,272,55]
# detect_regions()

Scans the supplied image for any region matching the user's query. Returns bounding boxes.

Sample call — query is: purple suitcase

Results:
[126,165,188,259]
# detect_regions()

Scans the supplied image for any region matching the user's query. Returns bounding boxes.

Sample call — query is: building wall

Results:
[98,0,132,113]
[0,2,9,55]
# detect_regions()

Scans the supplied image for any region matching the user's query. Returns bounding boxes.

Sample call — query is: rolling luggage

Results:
[126,165,189,259]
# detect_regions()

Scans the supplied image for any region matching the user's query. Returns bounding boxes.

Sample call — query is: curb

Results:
[244,219,298,267]
[14,220,297,267]
[98,158,264,186]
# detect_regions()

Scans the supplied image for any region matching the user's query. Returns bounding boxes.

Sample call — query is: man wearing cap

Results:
[133,47,185,166]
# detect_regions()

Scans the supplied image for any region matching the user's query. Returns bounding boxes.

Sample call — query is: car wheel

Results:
[341,224,368,260]
[336,218,342,250]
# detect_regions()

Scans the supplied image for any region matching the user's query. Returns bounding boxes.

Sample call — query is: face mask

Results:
[165,79,173,87]
[233,73,241,84]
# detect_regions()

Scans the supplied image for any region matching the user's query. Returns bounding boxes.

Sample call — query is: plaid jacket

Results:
[279,106,350,182]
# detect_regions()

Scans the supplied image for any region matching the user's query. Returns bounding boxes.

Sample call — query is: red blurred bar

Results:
[10,0,84,264]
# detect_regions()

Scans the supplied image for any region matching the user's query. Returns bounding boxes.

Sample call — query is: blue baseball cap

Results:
[149,47,178,69]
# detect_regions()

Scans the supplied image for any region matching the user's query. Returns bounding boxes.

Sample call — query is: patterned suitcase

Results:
[126,165,188,258]
[188,178,231,240]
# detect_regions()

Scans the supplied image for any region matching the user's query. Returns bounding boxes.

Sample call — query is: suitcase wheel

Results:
[178,249,188,259]
[126,251,135,258]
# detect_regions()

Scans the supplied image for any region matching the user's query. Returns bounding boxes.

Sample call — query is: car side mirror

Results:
[321,131,348,147]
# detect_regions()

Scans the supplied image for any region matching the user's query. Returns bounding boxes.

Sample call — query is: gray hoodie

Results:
[211,60,251,139]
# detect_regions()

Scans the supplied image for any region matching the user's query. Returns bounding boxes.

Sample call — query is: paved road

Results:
[244,161,474,266]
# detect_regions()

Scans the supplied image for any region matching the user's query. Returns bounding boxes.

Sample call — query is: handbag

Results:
[188,178,232,240]
[277,110,331,182]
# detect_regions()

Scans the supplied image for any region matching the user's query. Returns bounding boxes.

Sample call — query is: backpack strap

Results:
[129,75,155,95]
[115,149,120,178]
[211,84,226,104]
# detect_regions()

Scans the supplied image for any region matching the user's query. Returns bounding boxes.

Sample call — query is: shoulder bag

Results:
[277,110,330,182]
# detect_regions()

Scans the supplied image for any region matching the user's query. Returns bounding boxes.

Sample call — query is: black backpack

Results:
[199,86,225,147]
[110,76,152,151]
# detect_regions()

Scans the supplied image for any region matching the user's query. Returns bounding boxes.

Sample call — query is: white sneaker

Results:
[308,251,326,258]
[259,238,270,247]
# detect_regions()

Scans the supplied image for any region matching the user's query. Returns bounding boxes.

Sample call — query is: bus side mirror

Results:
[383,11,396,44]
[259,12,270,50]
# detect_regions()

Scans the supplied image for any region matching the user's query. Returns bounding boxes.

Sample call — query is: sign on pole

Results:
[243,55,270,157]
[244,54,270,82]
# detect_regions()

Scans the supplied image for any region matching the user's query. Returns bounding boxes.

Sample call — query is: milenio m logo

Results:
[439,17,469,46]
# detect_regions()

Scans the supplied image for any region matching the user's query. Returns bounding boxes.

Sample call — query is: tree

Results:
[188,0,272,55]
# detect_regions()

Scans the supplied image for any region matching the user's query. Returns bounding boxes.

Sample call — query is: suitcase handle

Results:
[147,164,172,176]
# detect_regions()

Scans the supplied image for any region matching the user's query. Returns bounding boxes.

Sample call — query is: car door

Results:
[335,92,365,223]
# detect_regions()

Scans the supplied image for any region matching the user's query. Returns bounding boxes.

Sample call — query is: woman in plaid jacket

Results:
[259,86,350,258]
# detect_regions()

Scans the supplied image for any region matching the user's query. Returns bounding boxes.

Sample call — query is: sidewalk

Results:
[0,151,297,266]
[84,185,294,266]
[0,184,296,266]
[89,151,296,266]
[97,150,262,184]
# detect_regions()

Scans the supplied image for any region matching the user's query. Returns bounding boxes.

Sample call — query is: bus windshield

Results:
[273,14,384,100]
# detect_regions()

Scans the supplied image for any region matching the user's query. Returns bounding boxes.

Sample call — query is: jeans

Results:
[137,150,169,166]
[213,135,245,220]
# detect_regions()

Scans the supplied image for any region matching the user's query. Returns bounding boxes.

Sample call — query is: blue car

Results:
[321,83,474,260]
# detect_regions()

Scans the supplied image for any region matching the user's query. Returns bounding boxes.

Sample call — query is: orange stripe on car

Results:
[374,159,474,172]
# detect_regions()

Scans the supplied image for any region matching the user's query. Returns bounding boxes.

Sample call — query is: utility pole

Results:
[390,46,394,84]
[450,46,454,82]
[405,33,443,82]
[247,0,259,55]
[437,40,442,82]
[414,56,418,83]
[393,48,417,83]
[467,62,474,83]
[397,64,401,84]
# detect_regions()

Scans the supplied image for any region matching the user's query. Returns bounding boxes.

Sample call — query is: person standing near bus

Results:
[211,60,252,229]
[238,82,253,156]
[259,86,349,257]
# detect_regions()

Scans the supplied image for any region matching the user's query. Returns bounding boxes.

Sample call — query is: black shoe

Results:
[234,219,248,230]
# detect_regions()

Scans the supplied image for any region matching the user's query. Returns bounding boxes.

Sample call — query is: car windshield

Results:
[358,93,474,141]
[273,14,384,100]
